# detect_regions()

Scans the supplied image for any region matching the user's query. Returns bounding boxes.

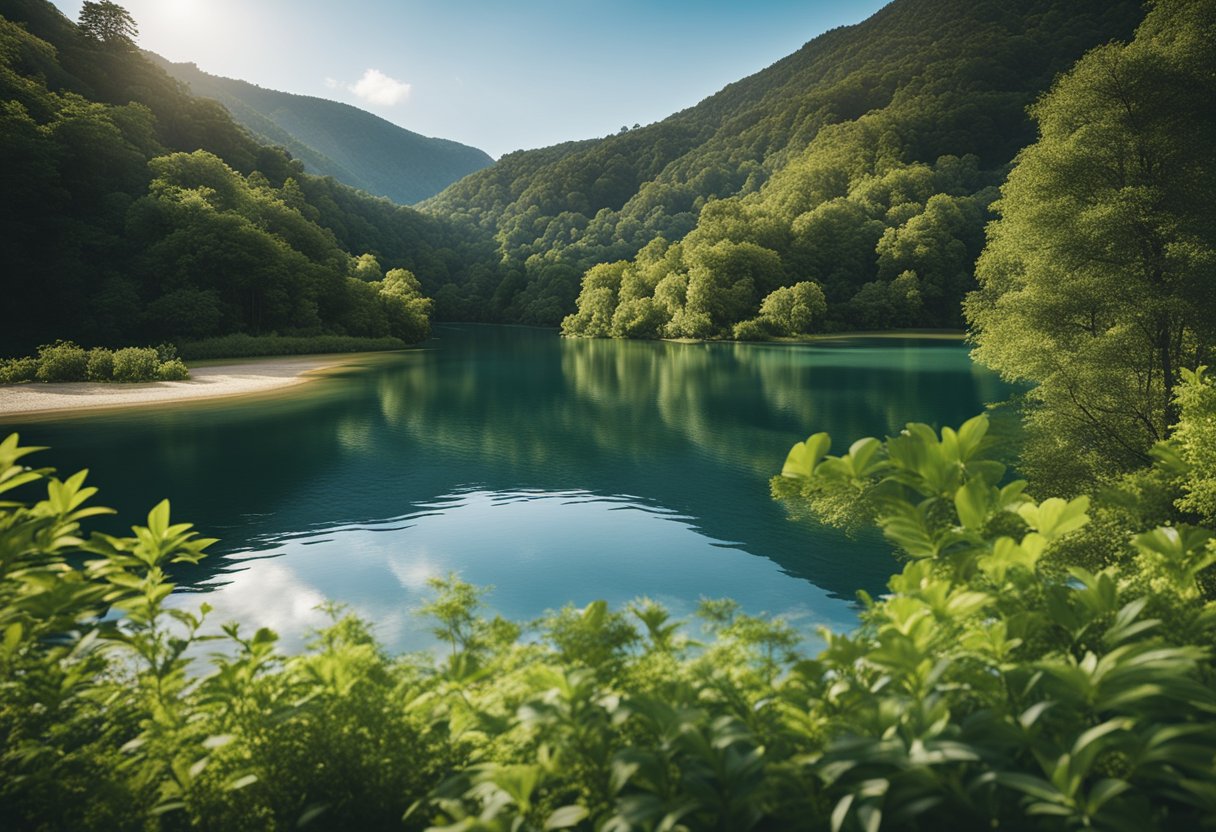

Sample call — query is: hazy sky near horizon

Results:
[49,0,887,158]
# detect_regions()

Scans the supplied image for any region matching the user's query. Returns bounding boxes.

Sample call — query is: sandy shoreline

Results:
[0,352,399,421]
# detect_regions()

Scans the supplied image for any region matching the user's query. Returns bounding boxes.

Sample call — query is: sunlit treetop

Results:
[77,0,138,46]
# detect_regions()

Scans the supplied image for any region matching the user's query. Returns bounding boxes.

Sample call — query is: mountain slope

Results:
[0,0,497,354]
[421,0,1144,328]
[152,56,493,205]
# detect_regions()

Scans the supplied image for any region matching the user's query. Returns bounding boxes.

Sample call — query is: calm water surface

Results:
[4,325,1011,651]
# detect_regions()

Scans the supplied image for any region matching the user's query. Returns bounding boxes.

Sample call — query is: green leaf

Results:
[955,478,992,531]
[995,772,1066,803]
[2,623,22,655]
[782,433,830,479]
[545,805,590,829]
[1018,496,1090,539]
[956,414,989,459]
[226,774,259,791]
[1086,778,1131,814]
[298,803,330,827]
[147,499,171,538]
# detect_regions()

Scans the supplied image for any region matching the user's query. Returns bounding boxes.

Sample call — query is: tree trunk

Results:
[1158,317,1178,431]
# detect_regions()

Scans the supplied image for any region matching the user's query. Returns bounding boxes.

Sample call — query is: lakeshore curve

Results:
[0,351,408,422]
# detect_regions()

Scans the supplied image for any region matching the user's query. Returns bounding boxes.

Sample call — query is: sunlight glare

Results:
[162,0,201,23]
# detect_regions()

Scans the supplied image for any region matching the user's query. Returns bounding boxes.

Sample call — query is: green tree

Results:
[350,252,383,282]
[77,1,138,46]
[560,261,626,337]
[684,240,784,335]
[966,0,1216,490]
[757,281,827,336]
[377,267,432,343]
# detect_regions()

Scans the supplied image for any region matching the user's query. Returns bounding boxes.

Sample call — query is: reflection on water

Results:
[6,325,1012,652]
[188,489,843,654]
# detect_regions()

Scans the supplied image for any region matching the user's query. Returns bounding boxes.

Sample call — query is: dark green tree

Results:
[77,1,138,46]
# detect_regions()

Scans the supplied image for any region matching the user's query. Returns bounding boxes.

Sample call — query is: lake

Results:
[3,325,1012,652]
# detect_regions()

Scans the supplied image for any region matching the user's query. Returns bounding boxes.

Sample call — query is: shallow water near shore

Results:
[7,325,1012,652]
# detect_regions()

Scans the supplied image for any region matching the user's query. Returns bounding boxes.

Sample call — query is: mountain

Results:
[151,56,493,205]
[419,0,1145,332]
[0,0,495,355]
[0,0,1152,351]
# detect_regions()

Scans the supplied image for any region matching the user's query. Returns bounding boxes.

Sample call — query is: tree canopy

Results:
[0,0,494,353]
[966,0,1216,491]
[427,0,1142,333]
[77,1,136,46]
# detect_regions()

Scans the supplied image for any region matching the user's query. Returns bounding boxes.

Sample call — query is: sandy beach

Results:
[0,352,395,420]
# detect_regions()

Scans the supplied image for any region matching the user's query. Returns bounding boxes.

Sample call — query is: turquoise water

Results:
[4,325,1011,651]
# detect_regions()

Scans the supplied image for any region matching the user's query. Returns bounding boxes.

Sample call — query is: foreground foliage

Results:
[4,401,1216,830]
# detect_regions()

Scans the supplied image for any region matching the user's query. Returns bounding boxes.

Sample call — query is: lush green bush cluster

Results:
[0,341,189,384]
[176,333,410,360]
[0,356,37,384]
[4,393,1215,830]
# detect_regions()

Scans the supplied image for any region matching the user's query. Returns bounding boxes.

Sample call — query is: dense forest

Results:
[0,0,1155,354]
[5,0,1216,828]
[0,0,498,355]
[425,0,1142,333]
[152,56,493,205]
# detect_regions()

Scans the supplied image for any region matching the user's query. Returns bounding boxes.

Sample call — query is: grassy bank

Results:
[176,334,410,361]
[647,329,967,345]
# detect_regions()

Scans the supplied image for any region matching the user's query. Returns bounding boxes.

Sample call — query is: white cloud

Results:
[324,77,339,90]
[349,68,412,106]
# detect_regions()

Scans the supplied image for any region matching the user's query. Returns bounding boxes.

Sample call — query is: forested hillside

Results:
[4,1,1216,828]
[422,0,1143,333]
[0,0,495,355]
[0,0,1151,349]
[152,56,493,205]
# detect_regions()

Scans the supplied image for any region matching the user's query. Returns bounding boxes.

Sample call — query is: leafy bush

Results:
[0,356,37,384]
[1,345,193,384]
[732,316,777,341]
[156,358,190,381]
[34,340,88,381]
[110,347,161,382]
[3,415,1215,830]
[766,415,1216,830]
[177,334,408,360]
[86,347,114,381]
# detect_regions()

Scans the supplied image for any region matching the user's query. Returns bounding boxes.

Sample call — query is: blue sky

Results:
[50,0,888,158]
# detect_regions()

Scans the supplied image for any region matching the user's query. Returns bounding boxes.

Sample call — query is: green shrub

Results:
[85,347,114,381]
[156,358,190,381]
[34,340,88,381]
[0,356,38,384]
[111,347,161,382]
[732,316,776,341]
[154,342,178,362]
